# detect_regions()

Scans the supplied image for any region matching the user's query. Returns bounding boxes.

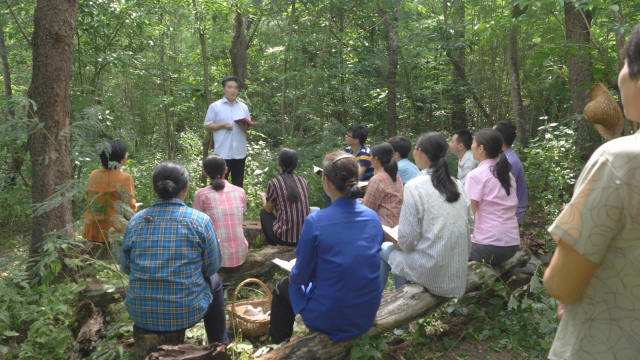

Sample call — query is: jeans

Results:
[379,242,408,290]
[268,277,296,344]
[203,273,230,344]
[224,157,246,188]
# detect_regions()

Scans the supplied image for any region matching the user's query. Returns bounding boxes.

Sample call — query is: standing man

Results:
[494,121,528,225]
[449,129,478,185]
[204,76,251,188]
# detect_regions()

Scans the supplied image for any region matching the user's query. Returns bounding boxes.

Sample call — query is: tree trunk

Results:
[27,0,78,261]
[70,301,105,360]
[0,22,23,186]
[217,245,296,284]
[444,0,467,130]
[377,0,400,137]
[507,2,528,147]
[565,3,599,159]
[230,11,248,90]
[193,0,212,185]
[280,0,296,136]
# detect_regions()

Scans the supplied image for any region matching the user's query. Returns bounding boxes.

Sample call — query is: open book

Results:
[234,118,259,127]
[272,258,296,272]
[381,225,399,242]
[357,181,369,189]
[313,165,323,176]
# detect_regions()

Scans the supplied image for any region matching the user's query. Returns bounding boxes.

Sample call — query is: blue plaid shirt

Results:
[122,198,222,331]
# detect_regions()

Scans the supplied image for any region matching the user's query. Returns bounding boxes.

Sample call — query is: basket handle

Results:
[231,278,273,317]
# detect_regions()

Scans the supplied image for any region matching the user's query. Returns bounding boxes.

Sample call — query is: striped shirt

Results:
[122,198,222,332]
[266,174,310,244]
[346,145,374,181]
[389,170,472,297]
[194,181,248,268]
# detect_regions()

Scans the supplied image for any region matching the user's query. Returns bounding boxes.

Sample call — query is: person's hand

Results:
[557,301,566,321]
[259,192,266,200]
[237,121,250,132]
[224,122,233,131]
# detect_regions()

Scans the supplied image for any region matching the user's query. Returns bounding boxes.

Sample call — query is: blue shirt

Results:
[122,198,222,332]
[289,197,383,342]
[504,148,528,224]
[204,97,250,159]
[345,145,374,181]
[397,158,420,185]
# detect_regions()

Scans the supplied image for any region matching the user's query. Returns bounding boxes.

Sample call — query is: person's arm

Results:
[261,180,276,213]
[260,192,275,213]
[543,235,598,304]
[193,191,202,212]
[358,165,366,179]
[464,170,482,217]
[205,122,233,132]
[289,218,317,286]
[362,177,382,212]
[201,219,222,277]
[126,174,137,212]
[203,103,233,131]
[396,186,422,252]
[470,199,478,216]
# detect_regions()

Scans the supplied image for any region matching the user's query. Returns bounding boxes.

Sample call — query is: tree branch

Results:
[3,0,31,46]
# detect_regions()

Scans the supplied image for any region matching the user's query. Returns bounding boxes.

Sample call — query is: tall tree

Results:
[230,11,249,90]
[444,0,467,130]
[507,2,528,146]
[193,0,213,184]
[564,2,599,158]
[27,0,79,260]
[377,0,400,137]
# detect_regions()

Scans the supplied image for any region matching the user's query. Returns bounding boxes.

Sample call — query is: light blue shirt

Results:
[504,148,528,224]
[204,97,250,159]
[397,158,420,185]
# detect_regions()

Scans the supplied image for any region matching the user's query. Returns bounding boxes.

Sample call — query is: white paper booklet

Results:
[313,165,323,175]
[381,225,399,242]
[272,258,297,272]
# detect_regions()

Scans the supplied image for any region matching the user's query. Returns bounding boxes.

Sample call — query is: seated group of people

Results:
[82,119,528,345]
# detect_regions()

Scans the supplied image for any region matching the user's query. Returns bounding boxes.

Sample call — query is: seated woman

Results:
[380,132,471,297]
[194,155,248,268]
[269,151,384,343]
[260,148,310,246]
[122,162,228,345]
[465,129,520,266]
[362,142,403,239]
[83,140,137,243]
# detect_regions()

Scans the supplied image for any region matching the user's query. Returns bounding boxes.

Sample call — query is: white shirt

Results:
[388,169,473,297]
[458,150,479,185]
[204,97,250,159]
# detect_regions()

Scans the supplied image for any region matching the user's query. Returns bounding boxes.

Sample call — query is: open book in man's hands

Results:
[234,118,259,127]
[272,258,296,272]
[381,225,399,242]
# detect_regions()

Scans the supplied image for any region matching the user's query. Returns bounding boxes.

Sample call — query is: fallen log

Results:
[218,245,296,284]
[242,220,263,245]
[255,247,532,360]
[146,344,230,360]
[70,300,106,360]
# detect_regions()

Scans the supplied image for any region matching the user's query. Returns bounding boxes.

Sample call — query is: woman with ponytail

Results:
[363,142,403,235]
[194,155,248,268]
[380,132,472,301]
[465,129,520,266]
[269,151,383,344]
[122,161,229,345]
[260,148,310,246]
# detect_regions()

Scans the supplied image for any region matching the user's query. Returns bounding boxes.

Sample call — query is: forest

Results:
[1,0,639,359]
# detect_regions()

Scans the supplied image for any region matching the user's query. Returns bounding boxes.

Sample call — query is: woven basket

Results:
[231,278,272,338]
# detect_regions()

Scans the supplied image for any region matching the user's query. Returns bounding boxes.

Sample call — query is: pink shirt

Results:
[465,158,520,247]
[194,181,248,267]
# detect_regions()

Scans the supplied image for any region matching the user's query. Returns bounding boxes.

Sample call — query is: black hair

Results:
[416,132,460,203]
[624,23,640,80]
[222,76,240,88]
[348,125,368,146]
[371,142,398,183]
[99,140,127,169]
[277,148,300,203]
[494,121,517,147]
[323,151,362,200]
[152,161,189,199]
[388,136,412,159]
[203,155,227,191]
[474,129,512,196]
[452,129,473,150]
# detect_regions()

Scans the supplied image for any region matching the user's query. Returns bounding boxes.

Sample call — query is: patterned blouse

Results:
[194,180,248,267]
[362,170,404,231]
[266,174,311,244]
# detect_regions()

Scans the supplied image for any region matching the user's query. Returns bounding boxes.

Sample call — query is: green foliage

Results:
[349,335,389,360]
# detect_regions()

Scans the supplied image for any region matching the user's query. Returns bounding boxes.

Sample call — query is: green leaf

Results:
[3,330,19,337]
